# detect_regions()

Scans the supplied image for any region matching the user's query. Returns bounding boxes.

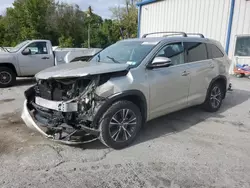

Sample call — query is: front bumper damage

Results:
[21,100,99,145]
[21,75,108,145]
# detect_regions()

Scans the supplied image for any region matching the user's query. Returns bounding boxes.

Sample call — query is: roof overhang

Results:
[136,0,157,6]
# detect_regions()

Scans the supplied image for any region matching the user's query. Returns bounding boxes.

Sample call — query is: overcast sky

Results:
[0,0,123,18]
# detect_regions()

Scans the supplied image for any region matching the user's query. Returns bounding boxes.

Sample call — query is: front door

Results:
[147,42,191,120]
[18,42,54,76]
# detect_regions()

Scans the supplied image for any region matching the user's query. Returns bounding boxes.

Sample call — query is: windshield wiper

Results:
[106,56,121,64]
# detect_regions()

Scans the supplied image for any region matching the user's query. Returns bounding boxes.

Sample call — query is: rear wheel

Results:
[203,82,224,112]
[99,100,142,149]
[0,67,16,88]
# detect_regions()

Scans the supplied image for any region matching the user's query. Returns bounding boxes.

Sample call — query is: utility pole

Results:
[88,22,90,48]
[87,6,92,49]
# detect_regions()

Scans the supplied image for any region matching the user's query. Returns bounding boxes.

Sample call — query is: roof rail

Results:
[142,31,187,38]
[186,33,205,38]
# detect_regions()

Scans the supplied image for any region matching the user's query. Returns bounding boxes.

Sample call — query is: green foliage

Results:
[0,0,139,48]
[110,0,141,39]
[58,36,73,47]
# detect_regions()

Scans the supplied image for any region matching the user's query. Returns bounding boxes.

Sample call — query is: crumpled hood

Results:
[35,61,130,80]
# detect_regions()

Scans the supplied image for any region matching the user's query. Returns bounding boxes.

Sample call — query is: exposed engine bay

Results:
[24,72,126,143]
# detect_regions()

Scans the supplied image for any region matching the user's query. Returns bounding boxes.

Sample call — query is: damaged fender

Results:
[21,70,135,144]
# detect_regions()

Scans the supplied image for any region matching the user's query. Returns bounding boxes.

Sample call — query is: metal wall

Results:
[140,0,231,46]
[140,0,250,59]
[139,0,250,73]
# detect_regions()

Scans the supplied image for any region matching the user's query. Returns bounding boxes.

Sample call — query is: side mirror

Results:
[22,48,31,55]
[147,56,173,69]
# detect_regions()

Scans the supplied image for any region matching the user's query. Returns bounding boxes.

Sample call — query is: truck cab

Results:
[0,40,55,88]
[16,40,55,76]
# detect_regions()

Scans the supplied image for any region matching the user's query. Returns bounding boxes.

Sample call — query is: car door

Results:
[184,42,217,106]
[147,42,191,120]
[18,42,54,76]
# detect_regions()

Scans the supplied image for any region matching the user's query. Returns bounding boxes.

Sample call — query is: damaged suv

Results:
[21,32,231,149]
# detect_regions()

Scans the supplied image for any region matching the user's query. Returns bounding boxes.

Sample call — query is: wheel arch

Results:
[92,90,148,128]
[206,75,227,99]
[0,63,17,76]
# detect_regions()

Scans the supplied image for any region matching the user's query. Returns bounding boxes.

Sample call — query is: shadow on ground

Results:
[78,89,250,149]
[80,89,250,149]
[1,88,249,151]
[133,89,250,146]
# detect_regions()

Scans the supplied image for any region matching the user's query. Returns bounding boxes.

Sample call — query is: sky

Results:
[0,0,123,18]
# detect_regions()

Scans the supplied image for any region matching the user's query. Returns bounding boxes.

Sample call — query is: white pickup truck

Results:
[0,40,101,88]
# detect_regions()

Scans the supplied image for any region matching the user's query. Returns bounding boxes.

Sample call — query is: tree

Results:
[4,0,56,44]
[58,35,73,47]
[110,0,141,39]
[0,0,132,48]
[51,2,85,47]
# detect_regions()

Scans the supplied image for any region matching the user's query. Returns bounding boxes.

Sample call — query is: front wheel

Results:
[0,67,16,88]
[99,100,142,149]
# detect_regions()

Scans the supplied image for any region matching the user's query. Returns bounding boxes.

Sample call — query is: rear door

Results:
[18,42,54,76]
[184,42,217,106]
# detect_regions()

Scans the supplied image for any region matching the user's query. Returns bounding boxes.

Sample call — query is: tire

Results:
[203,82,224,112]
[236,73,244,78]
[99,100,142,149]
[0,67,16,88]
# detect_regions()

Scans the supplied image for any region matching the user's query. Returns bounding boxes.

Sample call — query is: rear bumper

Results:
[21,100,98,145]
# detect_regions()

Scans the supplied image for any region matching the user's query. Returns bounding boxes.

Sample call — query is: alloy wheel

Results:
[109,108,137,142]
[210,86,222,109]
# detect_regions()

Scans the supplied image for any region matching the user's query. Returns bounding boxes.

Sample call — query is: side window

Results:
[234,36,250,57]
[155,42,185,66]
[25,42,48,55]
[207,43,224,59]
[185,42,208,63]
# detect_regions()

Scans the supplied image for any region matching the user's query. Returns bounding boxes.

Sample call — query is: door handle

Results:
[181,71,190,76]
[42,57,50,59]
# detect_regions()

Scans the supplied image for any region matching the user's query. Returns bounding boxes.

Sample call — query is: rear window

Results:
[184,42,208,63]
[207,43,224,59]
[235,36,250,57]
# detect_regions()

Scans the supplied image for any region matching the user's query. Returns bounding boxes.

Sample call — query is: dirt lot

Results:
[0,77,250,188]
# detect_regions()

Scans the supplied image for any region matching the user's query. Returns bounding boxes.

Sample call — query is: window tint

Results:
[155,43,184,65]
[235,36,250,57]
[25,42,48,55]
[185,42,207,62]
[207,43,224,59]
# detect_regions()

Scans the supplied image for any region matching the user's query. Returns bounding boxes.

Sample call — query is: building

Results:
[137,0,250,70]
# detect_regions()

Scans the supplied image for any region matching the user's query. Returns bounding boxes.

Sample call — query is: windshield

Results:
[9,40,30,53]
[90,41,157,67]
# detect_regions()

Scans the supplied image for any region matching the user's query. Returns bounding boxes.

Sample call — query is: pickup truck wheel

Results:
[99,100,142,149]
[0,67,16,88]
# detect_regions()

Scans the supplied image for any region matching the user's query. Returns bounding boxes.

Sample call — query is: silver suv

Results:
[21,32,231,149]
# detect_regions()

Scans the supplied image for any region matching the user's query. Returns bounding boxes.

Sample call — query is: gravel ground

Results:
[0,77,250,188]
